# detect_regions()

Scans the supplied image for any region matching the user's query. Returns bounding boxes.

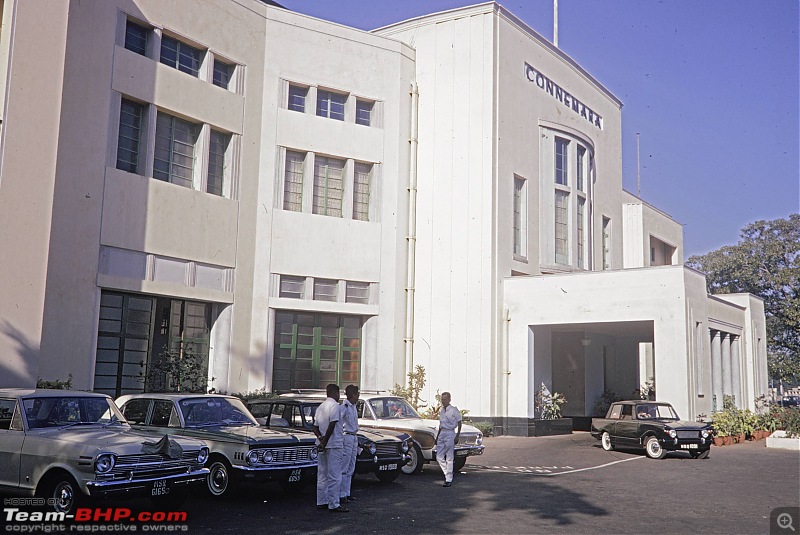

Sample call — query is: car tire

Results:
[38,472,85,515]
[644,436,667,459]
[206,457,233,497]
[690,449,710,459]
[601,432,614,451]
[453,457,467,472]
[375,469,401,483]
[401,443,424,475]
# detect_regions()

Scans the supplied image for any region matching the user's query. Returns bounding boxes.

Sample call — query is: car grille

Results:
[375,442,400,457]
[253,446,316,465]
[677,430,700,439]
[103,451,201,481]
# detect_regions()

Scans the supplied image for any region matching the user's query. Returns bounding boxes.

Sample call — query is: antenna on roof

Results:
[553,0,559,48]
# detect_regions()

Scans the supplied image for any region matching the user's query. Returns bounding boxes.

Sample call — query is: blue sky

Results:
[280,0,799,257]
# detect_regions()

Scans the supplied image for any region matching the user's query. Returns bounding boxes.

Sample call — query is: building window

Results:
[116,99,144,174]
[273,312,361,391]
[207,130,229,196]
[346,281,370,304]
[124,21,148,56]
[153,112,198,188]
[353,162,372,221]
[288,85,308,113]
[577,146,586,192]
[577,198,586,268]
[555,191,569,264]
[283,151,305,212]
[313,156,344,217]
[213,59,233,90]
[513,177,527,257]
[316,90,346,121]
[555,137,569,186]
[279,275,305,299]
[602,216,612,270]
[160,35,202,77]
[313,279,338,302]
[355,100,373,126]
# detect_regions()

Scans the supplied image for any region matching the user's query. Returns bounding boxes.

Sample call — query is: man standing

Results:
[339,384,359,504]
[314,384,347,512]
[435,391,462,487]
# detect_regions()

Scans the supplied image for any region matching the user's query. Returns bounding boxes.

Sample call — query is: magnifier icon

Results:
[778,513,795,531]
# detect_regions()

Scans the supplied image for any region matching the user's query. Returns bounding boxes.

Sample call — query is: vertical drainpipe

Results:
[404,82,420,380]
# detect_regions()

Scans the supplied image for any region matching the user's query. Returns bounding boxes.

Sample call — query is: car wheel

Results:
[690,449,710,459]
[601,432,614,451]
[375,469,401,483]
[644,436,667,459]
[453,457,467,472]
[38,472,84,514]
[401,443,424,475]
[207,458,232,497]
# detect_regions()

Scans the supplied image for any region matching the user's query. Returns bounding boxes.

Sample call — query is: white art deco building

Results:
[0,0,767,433]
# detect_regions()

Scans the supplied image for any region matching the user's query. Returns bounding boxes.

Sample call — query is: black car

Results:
[247,397,412,482]
[590,401,713,459]
[779,395,800,407]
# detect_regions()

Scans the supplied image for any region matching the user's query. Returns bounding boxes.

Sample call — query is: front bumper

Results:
[86,468,209,499]
[355,454,410,475]
[657,437,712,451]
[432,445,485,461]
[233,462,317,482]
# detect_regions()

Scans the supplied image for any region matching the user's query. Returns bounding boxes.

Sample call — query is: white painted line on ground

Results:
[467,456,644,476]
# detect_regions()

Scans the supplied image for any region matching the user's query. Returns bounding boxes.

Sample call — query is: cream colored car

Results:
[0,389,209,514]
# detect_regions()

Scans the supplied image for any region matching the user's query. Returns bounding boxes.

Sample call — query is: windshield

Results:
[179,397,257,427]
[636,404,679,420]
[23,396,126,429]
[369,398,420,419]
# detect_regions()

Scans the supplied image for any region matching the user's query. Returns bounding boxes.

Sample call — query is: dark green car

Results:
[116,393,317,496]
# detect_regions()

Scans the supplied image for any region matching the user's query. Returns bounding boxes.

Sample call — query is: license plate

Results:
[456,450,469,456]
[680,444,698,449]
[288,468,302,482]
[151,479,170,496]
[378,464,397,471]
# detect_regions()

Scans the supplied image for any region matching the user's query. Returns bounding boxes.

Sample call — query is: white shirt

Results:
[439,404,462,431]
[315,397,343,449]
[340,399,359,434]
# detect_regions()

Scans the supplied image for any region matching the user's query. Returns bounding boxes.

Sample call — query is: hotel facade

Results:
[0,0,767,433]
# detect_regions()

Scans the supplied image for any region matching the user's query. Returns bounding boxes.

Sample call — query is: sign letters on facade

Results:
[524,62,603,130]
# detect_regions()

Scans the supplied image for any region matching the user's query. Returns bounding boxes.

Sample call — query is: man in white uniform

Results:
[314,383,347,512]
[339,384,359,504]
[435,391,462,487]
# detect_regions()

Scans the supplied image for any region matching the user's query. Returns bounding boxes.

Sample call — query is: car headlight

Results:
[401,440,410,453]
[310,448,318,460]
[701,429,710,439]
[476,434,484,446]
[667,429,677,439]
[367,442,377,456]
[95,453,116,474]
[263,450,274,463]
[197,447,209,465]
[247,450,260,465]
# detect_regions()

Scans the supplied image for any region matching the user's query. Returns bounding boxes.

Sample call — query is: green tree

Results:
[686,214,800,383]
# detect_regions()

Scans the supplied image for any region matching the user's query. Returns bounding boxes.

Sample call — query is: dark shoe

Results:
[317,505,327,510]
[329,506,349,513]
[346,496,356,501]
[443,481,452,487]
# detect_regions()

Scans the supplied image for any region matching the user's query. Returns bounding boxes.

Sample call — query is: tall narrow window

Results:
[555,191,569,264]
[355,100,373,126]
[313,156,344,217]
[124,21,148,56]
[153,112,198,188]
[116,99,144,173]
[316,90,346,121]
[577,145,586,191]
[555,137,569,185]
[513,177,526,257]
[207,130,229,196]
[160,36,202,77]
[353,162,372,221]
[577,198,585,268]
[602,216,612,270]
[288,85,308,112]
[283,151,305,212]
[213,60,233,90]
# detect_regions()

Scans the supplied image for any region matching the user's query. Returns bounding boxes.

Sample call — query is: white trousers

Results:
[436,429,456,483]
[316,447,343,509]
[340,434,358,499]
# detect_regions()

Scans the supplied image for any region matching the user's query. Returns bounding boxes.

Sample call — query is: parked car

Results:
[116,393,317,497]
[0,389,209,514]
[247,396,412,483]
[355,393,485,474]
[779,395,800,408]
[590,400,713,459]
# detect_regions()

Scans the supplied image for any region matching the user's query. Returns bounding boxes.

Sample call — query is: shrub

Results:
[36,375,73,390]
[472,421,494,436]
[592,390,623,417]
[534,383,566,420]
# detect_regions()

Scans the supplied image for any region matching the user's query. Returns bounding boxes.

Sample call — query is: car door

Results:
[0,398,25,492]
[601,403,621,440]
[614,404,639,446]
[356,399,377,430]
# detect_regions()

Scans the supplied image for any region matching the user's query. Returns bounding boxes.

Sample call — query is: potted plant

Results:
[527,383,572,437]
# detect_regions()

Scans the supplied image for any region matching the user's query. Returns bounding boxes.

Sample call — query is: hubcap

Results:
[53,482,74,513]
[209,464,228,494]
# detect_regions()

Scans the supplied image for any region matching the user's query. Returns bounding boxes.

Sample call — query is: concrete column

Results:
[710,330,722,410]
[721,333,732,398]
[731,336,742,407]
